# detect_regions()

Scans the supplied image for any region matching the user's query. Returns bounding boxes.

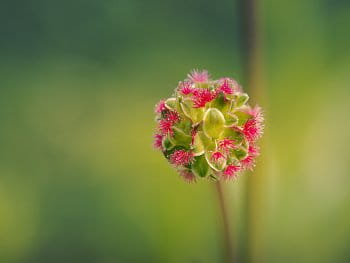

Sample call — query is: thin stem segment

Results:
[215,181,235,263]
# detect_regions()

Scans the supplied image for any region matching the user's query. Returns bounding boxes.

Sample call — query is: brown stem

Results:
[215,181,235,263]
[238,0,265,262]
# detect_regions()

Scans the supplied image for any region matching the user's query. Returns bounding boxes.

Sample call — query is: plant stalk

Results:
[215,181,235,263]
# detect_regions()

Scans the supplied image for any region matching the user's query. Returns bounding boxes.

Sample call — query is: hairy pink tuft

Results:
[153,134,163,150]
[217,79,233,95]
[218,138,236,152]
[243,119,264,142]
[240,155,255,170]
[178,81,194,95]
[170,150,193,166]
[222,165,240,180]
[212,151,225,161]
[166,111,180,123]
[248,145,260,156]
[158,111,180,135]
[245,105,264,124]
[192,88,216,108]
[188,69,209,83]
[158,119,173,135]
[155,100,166,113]
[179,170,197,183]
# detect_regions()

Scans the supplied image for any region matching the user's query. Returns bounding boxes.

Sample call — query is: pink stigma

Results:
[240,155,255,170]
[248,145,260,156]
[188,69,209,83]
[212,151,225,162]
[192,88,216,108]
[222,165,240,180]
[159,119,173,135]
[153,134,163,150]
[217,79,233,95]
[245,105,264,124]
[165,111,180,123]
[218,138,236,152]
[170,150,193,166]
[155,100,166,113]
[178,81,194,95]
[243,119,263,142]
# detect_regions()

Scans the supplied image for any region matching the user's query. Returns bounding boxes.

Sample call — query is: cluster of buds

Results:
[153,70,264,183]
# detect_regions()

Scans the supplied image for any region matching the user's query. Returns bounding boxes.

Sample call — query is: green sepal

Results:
[235,93,249,108]
[192,132,205,156]
[180,98,205,124]
[211,93,231,113]
[224,112,238,126]
[203,108,225,139]
[165,98,176,110]
[191,154,210,177]
[198,130,216,151]
[233,147,248,160]
[234,111,252,126]
[168,127,192,148]
[221,127,244,143]
[175,118,192,134]
[162,136,174,150]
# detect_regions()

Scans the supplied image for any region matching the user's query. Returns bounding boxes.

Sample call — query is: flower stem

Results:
[215,181,235,263]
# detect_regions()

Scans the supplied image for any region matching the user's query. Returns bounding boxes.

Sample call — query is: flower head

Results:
[153,69,264,182]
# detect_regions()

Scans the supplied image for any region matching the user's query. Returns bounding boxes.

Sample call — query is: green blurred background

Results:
[1,0,350,262]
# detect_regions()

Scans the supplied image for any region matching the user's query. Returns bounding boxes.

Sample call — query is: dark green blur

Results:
[1,0,350,262]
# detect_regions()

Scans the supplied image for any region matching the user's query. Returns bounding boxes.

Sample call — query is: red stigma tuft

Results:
[218,138,236,152]
[211,151,225,161]
[217,79,233,95]
[192,88,216,108]
[222,165,240,180]
[155,100,166,113]
[170,150,193,166]
[188,69,209,83]
[178,81,194,95]
[153,134,163,150]
[179,170,197,183]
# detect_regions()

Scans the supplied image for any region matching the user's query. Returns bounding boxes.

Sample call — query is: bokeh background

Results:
[1,0,350,262]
